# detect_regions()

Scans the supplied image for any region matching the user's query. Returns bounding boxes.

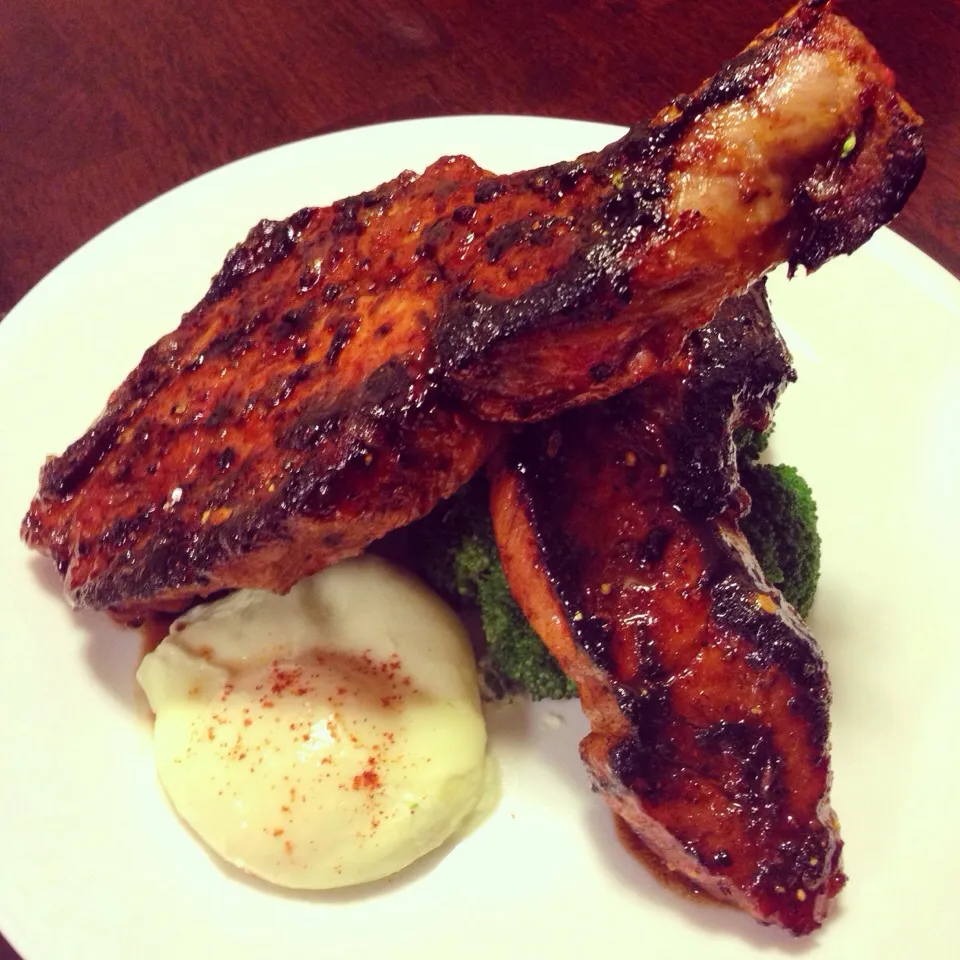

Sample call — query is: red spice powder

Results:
[270,661,308,696]
[352,769,381,790]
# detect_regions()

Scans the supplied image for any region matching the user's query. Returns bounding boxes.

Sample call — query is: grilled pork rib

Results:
[489,291,843,935]
[23,1,922,617]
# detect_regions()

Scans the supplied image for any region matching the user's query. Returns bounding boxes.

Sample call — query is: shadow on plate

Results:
[580,801,828,953]
[499,695,829,950]
[806,586,852,662]
[28,554,146,714]
[202,815,462,905]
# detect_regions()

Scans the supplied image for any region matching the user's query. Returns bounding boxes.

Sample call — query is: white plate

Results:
[1,116,958,960]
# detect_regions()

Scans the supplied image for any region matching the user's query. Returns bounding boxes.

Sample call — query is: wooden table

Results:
[1,0,956,956]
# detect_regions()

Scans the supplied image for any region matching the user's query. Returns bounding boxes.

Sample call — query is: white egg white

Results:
[136,556,488,889]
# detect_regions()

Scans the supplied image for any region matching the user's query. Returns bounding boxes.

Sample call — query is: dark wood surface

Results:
[1,0,957,956]
[2,0,959,328]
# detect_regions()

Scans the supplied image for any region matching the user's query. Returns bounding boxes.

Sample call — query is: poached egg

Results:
[136,556,488,889]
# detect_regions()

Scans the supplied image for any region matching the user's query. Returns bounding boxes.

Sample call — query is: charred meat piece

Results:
[23,1,922,618]
[489,290,844,934]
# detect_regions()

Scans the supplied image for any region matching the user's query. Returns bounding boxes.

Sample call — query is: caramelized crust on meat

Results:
[490,292,844,935]
[22,1,922,617]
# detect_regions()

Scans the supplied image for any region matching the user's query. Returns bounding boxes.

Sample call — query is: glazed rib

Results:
[489,290,844,934]
[22,1,922,617]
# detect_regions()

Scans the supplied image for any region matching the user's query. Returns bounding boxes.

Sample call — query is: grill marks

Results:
[22,0,923,617]
[57,349,496,615]
[21,154,506,612]
[323,315,358,366]
[490,290,844,934]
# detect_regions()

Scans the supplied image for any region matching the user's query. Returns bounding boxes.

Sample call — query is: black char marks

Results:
[22,0,922,626]
[493,289,843,934]
[666,283,795,519]
[73,353,495,612]
[708,573,830,749]
[36,420,124,499]
[324,315,357,366]
[205,208,315,305]
[434,150,671,375]
[473,179,505,203]
[485,222,526,263]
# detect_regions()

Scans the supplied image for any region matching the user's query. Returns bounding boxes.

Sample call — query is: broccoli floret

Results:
[473,560,577,701]
[412,480,576,701]
[736,429,821,617]
[413,478,490,601]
